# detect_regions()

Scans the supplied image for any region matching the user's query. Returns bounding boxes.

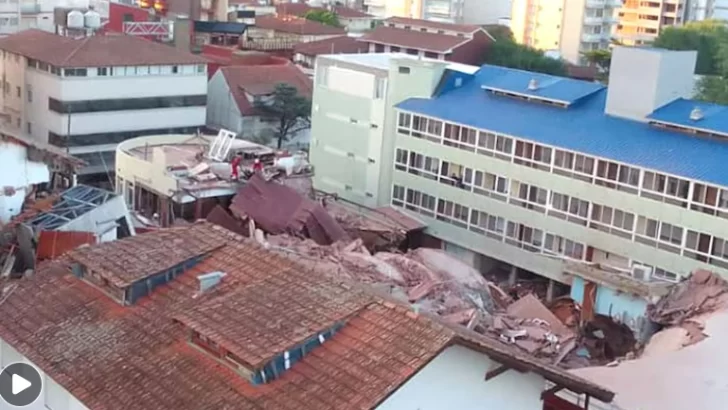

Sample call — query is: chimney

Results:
[604,46,697,121]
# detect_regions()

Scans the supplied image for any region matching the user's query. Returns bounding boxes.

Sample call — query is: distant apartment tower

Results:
[614,0,686,45]
[685,0,728,20]
[510,0,620,64]
[422,0,511,24]
[363,0,422,19]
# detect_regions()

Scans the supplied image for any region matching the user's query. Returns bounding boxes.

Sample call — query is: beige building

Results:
[614,0,686,45]
[510,0,620,64]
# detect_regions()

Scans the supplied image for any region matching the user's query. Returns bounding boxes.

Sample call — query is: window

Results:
[395,148,408,170]
[548,192,589,225]
[64,68,87,77]
[375,77,387,99]
[658,222,683,245]
[436,199,469,228]
[477,131,513,159]
[398,66,411,74]
[407,151,439,180]
[98,67,109,76]
[48,95,207,114]
[590,205,635,239]
[26,84,32,102]
[512,181,547,212]
[392,185,405,206]
[471,170,508,201]
[26,122,30,134]
[172,65,179,74]
[15,85,19,98]
[397,112,411,133]
[427,119,443,137]
[196,64,206,74]
[404,188,436,217]
[47,125,200,148]
[544,234,585,259]
[635,216,681,254]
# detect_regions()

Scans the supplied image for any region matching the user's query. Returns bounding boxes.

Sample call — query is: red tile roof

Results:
[0,223,614,410]
[384,16,481,34]
[359,26,470,53]
[276,3,372,18]
[220,63,312,116]
[68,223,227,287]
[0,30,208,67]
[254,15,346,35]
[294,35,369,57]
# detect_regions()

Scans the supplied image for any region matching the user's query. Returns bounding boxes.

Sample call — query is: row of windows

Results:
[395,147,728,273]
[48,95,206,114]
[397,112,728,220]
[391,184,587,260]
[48,126,201,148]
[27,59,206,78]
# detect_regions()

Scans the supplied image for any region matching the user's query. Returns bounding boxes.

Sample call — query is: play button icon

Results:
[0,363,42,407]
[11,374,31,395]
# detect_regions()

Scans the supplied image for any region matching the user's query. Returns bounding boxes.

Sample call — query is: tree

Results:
[581,49,612,82]
[255,83,312,149]
[483,37,567,76]
[304,9,340,27]
[653,20,728,75]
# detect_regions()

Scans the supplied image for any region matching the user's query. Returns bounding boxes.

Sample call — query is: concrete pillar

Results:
[508,265,518,286]
[546,279,556,302]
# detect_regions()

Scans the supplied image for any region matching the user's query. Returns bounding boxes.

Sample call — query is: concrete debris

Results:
[548,297,581,328]
[648,269,728,326]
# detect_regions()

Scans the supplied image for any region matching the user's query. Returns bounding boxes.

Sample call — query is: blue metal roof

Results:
[396,66,728,187]
[479,65,604,105]
[648,98,728,135]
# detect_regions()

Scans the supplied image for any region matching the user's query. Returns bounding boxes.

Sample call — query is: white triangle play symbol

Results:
[11,374,31,395]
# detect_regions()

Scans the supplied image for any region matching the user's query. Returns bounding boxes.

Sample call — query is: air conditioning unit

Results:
[631,265,653,281]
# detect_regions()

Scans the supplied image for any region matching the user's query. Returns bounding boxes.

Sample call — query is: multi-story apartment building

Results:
[363,0,510,24]
[685,0,728,21]
[511,0,620,64]
[614,0,686,45]
[0,29,208,184]
[310,47,728,320]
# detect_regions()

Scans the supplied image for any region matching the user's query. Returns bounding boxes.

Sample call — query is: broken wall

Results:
[571,277,652,341]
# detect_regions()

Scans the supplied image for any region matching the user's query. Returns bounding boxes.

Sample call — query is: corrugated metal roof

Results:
[396,66,728,187]
[479,65,604,105]
[648,98,728,135]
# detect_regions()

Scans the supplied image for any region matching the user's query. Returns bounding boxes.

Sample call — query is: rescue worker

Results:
[230,152,243,180]
[252,157,264,173]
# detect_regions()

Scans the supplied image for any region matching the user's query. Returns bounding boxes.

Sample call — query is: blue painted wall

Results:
[571,277,651,340]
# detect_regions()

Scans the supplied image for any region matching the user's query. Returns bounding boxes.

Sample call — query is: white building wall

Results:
[462,0,512,24]
[0,49,28,134]
[48,107,206,136]
[376,345,546,410]
[0,339,91,410]
[206,70,244,133]
[0,141,49,222]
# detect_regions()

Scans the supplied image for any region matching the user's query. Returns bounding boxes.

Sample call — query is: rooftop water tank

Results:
[84,9,101,29]
[67,10,84,29]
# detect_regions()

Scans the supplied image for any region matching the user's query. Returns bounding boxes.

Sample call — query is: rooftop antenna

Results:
[528,78,539,91]
[689,107,704,121]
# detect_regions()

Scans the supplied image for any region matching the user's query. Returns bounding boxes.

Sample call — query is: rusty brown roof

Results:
[294,35,369,57]
[0,30,208,67]
[220,64,312,115]
[358,26,470,53]
[384,17,481,34]
[254,15,346,35]
[0,222,613,410]
[231,174,348,245]
[68,223,227,287]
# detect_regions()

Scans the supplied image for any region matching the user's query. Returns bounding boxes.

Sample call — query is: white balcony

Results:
[583,16,606,25]
[0,0,18,14]
[581,32,607,42]
[586,0,605,8]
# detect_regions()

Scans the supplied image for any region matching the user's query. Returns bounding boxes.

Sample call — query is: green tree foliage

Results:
[653,20,728,75]
[654,20,728,104]
[254,84,312,149]
[304,9,340,27]
[481,27,567,76]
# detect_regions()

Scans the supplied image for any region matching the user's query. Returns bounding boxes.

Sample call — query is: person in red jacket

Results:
[230,152,242,180]
[252,158,263,173]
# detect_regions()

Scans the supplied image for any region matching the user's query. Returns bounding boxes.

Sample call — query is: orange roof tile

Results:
[254,15,346,35]
[0,30,208,67]
[384,17,481,34]
[358,26,470,53]
[294,35,369,57]
[220,64,312,116]
[0,223,613,410]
